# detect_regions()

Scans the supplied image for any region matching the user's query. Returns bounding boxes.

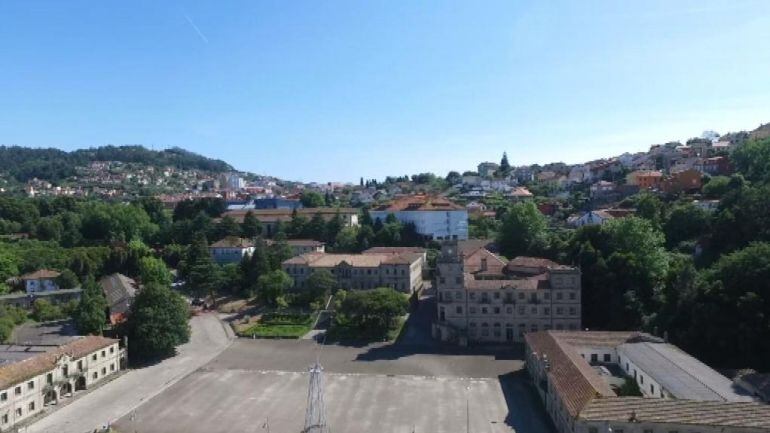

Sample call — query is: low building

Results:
[0,336,122,431]
[477,162,500,178]
[283,251,424,294]
[99,273,137,325]
[370,195,468,241]
[524,331,768,433]
[0,289,81,310]
[567,209,634,228]
[660,168,702,194]
[209,237,256,264]
[433,242,581,344]
[221,208,359,237]
[626,170,663,190]
[20,270,60,294]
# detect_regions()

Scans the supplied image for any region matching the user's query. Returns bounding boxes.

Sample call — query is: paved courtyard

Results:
[113,339,554,433]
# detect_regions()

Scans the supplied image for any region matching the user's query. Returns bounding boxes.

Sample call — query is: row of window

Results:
[288,267,408,276]
[441,290,578,302]
[469,322,577,337]
[589,428,684,433]
[453,304,577,317]
[1,401,35,425]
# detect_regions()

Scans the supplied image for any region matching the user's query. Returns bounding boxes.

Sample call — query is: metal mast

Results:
[303,361,329,433]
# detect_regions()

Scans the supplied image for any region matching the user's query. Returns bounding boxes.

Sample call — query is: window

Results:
[469,292,476,300]
[555,324,563,330]
[556,292,563,300]
[14,386,21,395]
[481,307,488,314]
[439,277,445,284]
[530,307,537,314]
[469,306,476,314]
[78,360,83,371]
[589,428,598,433]
[455,277,461,284]
[16,408,21,417]
[110,363,115,372]
[493,292,500,299]
[518,292,524,300]
[650,384,655,394]
[543,292,550,299]
[569,292,576,300]
[556,307,563,315]
[493,307,500,314]
[27,381,34,390]
[93,372,98,380]
[47,373,53,384]
[456,306,463,314]
[518,306,525,315]
[506,307,513,314]
[1,392,6,402]
[591,354,598,363]
[92,354,97,361]
[530,324,538,332]
[603,354,611,362]
[640,375,644,384]
[454,291,462,300]
[28,402,35,411]
[569,307,576,315]
[2,413,7,424]
[102,367,106,375]
[543,307,550,315]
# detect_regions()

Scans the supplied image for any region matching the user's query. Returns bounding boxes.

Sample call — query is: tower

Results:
[303,362,329,433]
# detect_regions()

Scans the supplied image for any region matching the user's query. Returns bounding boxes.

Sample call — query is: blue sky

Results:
[1,1,769,182]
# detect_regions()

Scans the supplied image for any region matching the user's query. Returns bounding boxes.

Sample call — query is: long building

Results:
[0,336,122,431]
[282,249,424,294]
[221,208,359,237]
[370,195,468,241]
[433,241,581,344]
[525,331,769,433]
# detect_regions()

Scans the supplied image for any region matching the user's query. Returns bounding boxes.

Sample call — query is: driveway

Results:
[27,313,233,433]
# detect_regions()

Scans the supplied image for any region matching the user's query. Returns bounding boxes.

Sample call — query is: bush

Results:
[31,299,68,322]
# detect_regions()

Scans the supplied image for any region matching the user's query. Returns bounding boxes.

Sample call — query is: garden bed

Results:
[237,311,316,339]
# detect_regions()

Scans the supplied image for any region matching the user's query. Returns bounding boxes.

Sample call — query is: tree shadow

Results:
[352,342,524,362]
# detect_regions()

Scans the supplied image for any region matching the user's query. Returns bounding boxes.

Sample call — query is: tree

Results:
[305,269,336,304]
[241,210,262,238]
[337,287,408,333]
[633,193,664,226]
[215,215,241,240]
[445,171,462,185]
[300,191,325,208]
[74,276,108,335]
[325,212,343,244]
[335,226,359,252]
[123,282,190,361]
[138,256,173,286]
[184,233,221,301]
[702,176,731,198]
[663,203,710,248]
[731,137,770,184]
[499,152,511,177]
[267,238,293,270]
[55,269,79,290]
[257,270,292,306]
[302,213,327,240]
[497,202,548,258]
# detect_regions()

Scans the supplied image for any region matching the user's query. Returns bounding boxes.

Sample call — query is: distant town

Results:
[1,122,769,433]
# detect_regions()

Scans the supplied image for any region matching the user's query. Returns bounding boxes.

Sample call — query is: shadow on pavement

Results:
[498,370,556,433]
[353,342,524,362]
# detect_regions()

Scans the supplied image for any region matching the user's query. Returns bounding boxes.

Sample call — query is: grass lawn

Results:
[238,311,316,339]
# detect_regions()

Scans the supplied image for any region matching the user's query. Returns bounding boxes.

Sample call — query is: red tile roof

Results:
[209,236,255,249]
[19,269,61,280]
[372,195,464,212]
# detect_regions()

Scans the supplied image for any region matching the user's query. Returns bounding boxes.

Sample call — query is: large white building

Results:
[433,241,581,344]
[370,195,468,241]
[525,331,769,433]
[0,336,122,431]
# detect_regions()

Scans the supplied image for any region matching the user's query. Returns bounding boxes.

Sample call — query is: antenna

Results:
[303,361,329,433]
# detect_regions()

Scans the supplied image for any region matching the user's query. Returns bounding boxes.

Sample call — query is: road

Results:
[27,313,233,433]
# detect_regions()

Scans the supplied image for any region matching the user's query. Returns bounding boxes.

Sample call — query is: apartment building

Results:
[370,195,468,241]
[283,251,424,294]
[525,331,768,433]
[433,241,581,344]
[0,336,121,431]
[209,236,256,264]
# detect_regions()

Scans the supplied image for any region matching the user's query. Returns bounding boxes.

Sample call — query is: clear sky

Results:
[1,1,770,182]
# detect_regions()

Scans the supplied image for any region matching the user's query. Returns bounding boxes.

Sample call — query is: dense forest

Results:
[0,145,233,182]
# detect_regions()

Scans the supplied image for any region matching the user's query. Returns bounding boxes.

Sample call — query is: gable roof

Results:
[372,195,464,212]
[99,273,137,318]
[525,331,616,417]
[20,269,60,280]
[0,336,117,390]
[210,236,255,249]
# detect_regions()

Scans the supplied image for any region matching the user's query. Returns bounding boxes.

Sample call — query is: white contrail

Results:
[183,13,209,44]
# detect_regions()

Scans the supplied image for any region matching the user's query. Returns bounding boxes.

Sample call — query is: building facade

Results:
[0,336,122,431]
[209,237,256,264]
[370,195,468,241]
[20,270,60,294]
[433,242,581,344]
[283,251,424,294]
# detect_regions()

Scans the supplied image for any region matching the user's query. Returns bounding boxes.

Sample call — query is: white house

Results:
[0,336,122,431]
[209,237,256,264]
[20,270,60,294]
[370,195,468,240]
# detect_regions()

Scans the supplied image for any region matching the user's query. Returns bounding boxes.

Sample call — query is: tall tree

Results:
[300,191,325,208]
[257,270,292,306]
[241,210,262,238]
[499,152,511,177]
[74,276,108,335]
[497,202,548,258]
[124,282,190,361]
[184,233,221,301]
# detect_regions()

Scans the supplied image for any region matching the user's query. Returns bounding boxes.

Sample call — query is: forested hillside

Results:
[0,145,233,182]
